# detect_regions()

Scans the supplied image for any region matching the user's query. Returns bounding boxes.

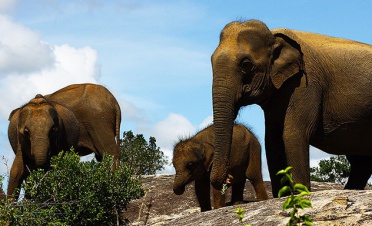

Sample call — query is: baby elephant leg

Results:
[231,180,245,205]
[250,178,269,201]
[195,178,212,212]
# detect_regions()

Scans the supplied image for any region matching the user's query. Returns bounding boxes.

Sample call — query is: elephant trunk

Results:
[210,55,238,190]
[173,173,189,195]
[31,138,51,169]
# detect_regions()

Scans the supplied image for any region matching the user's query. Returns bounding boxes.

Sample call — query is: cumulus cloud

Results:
[0,44,99,119]
[150,113,196,174]
[198,116,213,130]
[0,0,17,13]
[152,113,195,150]
[310,146,332,167]
[0,15,54,74]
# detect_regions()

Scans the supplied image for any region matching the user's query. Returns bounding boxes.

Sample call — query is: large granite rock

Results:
[124,174,371,225]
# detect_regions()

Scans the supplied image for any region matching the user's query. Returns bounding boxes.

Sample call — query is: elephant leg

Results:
[245,143,269,201]
[7,152,26,199]
[87,127,120,169]
[265,122,288,198]
[195,176,212,212]
[231,180,245,205]
[212,186,225,209]
[344,155,372,190]
[250,178,269,201]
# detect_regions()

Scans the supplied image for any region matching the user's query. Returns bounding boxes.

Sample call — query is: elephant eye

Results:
[240,59,255,74]
[23,128,30,137]
[186,162,193,169]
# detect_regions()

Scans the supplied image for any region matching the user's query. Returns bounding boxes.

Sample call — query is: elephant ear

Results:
[203,143,215,172]
[8,108,21,153]
[270,33,304,89]
[51,102,79,150]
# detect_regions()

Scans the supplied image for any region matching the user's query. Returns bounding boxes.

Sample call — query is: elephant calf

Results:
[172,124,268,212]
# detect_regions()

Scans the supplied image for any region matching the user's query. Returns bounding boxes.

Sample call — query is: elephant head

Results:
[172,139,214,195]
[210,20,303,189]
[8,95,79,170]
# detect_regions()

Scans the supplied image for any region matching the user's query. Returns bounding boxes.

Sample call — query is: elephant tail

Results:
[114,102,121,145]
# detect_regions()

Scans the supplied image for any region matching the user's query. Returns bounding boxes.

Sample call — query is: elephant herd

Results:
[4,20,372,212]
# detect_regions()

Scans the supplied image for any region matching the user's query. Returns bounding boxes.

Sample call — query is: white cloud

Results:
[28,44,99,93]
[152,113,195,150]
[310,146,332,168]
[198,115,213,130]
[150,113,196,174]
[0,0,17,13]
[0,44,99,119]
[0,15,54,74]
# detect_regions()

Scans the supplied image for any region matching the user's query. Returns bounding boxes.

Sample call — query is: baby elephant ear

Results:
[270,35,303,89]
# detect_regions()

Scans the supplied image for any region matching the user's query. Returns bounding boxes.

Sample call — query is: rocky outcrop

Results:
[124,174,371,225]
[167,190,372,226]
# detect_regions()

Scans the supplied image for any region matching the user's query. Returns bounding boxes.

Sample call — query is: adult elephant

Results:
[211,20,372,197]
[7,83,121,198]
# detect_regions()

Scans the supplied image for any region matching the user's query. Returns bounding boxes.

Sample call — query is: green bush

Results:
[120,131,168,175]
[1,150,144,225]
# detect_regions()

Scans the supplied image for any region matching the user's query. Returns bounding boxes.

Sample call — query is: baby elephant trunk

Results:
[173,173,187,195]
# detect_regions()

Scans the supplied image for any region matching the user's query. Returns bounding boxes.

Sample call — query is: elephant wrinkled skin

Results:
[173,124,268,212]
[7,83,121,198]
[211,20,372,197]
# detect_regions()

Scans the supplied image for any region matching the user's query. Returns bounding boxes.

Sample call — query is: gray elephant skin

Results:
[173,124,268,212]
[7,83,121,198]
[211,20,372,197]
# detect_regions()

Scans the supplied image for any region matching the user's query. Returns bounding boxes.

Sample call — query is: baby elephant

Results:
[172,124,268,212]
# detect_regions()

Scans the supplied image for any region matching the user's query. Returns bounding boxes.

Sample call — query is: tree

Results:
[120,131,168,175]
[310,155,350,184]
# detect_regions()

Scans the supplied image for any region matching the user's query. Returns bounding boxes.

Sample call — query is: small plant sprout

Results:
[221,174,233,195]
[233,207,251,226]
[221,183,228,195]
[277,166,313,226]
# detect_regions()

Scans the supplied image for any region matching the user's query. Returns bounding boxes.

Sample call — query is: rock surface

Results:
[123,174,371,225]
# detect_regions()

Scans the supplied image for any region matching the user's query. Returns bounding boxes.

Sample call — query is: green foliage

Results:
[0,176,17,225]
[1,150,144,225]
[277,166,313,226]
[310,155,350,184]
[120,131,168,175]
[233,207,251,226]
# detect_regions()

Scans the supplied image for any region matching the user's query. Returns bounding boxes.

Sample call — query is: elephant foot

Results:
[232,200,244,205]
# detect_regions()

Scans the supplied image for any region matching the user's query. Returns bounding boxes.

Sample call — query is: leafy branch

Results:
[277,166,313,226]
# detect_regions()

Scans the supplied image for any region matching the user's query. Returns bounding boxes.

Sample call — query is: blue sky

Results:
[0,0,371,186]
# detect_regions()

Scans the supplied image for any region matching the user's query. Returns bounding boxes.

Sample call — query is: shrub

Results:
[2,149,144,225]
